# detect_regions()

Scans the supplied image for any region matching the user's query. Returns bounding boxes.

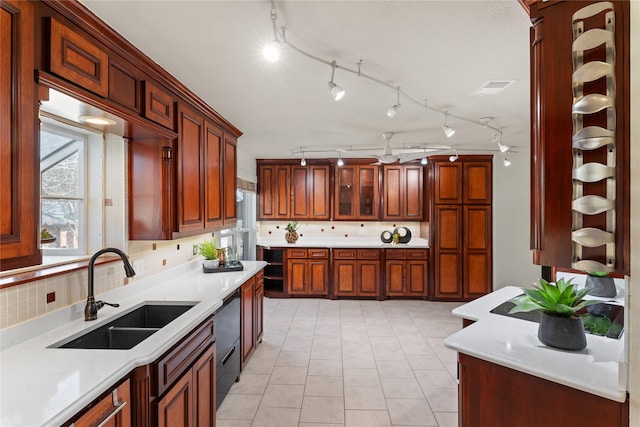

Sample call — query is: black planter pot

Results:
[538,312,587,351]
[585,275,617,298]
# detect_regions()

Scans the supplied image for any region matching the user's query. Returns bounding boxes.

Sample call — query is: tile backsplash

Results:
[257,221,425,241]
[0,233,214,330]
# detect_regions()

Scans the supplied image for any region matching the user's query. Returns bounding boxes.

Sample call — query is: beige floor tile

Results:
[229,374,270,395]
[343,368,381,388]
[309,358,343,377]
[261,384,305,408]
[305,375,344,397]
[405,354,445,371]
[215,420,252,427]
[217,394,262,420]
[422,388,458,412]
[300,396,345,424]
[434,411,459,427]
[385,398,438,426]
[343,353,377,369]
[380,377,424,399]
[414,370,458,389]
[298,424,344,427]
[251,406,300,427]
[269,366,309,385]
[344,386,387,410]
[242,356,277,375]
[345,410,392,427]
[276,351,312,367]
[375,360,414,378]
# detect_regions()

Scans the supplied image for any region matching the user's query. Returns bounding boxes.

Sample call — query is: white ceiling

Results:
[79,0,532,161]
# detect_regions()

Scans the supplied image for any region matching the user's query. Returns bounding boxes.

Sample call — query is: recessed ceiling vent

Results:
[473,80,516,96]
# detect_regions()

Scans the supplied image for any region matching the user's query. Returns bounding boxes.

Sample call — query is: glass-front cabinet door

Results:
[334,164,379,220]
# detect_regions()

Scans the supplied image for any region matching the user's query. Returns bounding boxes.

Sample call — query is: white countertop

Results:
[0,260,266,427]
[444,286,627,402]
[257,236,430,248]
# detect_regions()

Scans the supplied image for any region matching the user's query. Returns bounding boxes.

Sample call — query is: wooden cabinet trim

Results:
[144,80,174,129]
[308,248,329,258]
[333,249,357,259]
[357,249,380,259]
[287,249,308,259]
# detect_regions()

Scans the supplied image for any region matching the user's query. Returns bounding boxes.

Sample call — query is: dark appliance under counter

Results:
[215,288,241,408]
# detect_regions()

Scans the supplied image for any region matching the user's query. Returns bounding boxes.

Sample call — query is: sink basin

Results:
[51,302,198,350]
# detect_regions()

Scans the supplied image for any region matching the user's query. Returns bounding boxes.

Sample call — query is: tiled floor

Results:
[217,297,463,427]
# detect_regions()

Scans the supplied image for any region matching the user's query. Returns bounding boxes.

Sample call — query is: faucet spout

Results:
[85,248,136,321]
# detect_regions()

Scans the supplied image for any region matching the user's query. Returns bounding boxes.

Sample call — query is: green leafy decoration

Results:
[198,238,218,260]
[509,278,601,318]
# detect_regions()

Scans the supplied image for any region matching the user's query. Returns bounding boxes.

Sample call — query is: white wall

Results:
[492,149,540,290]
[237,145,257,183]
[628,1,638,423]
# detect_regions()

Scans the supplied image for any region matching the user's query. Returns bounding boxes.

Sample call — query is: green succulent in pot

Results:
[197,238,218,260]
[509,278,601,351]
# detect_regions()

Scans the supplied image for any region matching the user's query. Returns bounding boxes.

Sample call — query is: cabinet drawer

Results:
[156,315,214,396]
[385,250,407,260]
[109,60,139,112]
[308,248,329,258]
[70,378,130,427]
[287,249,307,258]
[144,80,174,129]
[358,249,380,259]
[49,18,109,97]
[407,249,428,260]
[333,249,357,259]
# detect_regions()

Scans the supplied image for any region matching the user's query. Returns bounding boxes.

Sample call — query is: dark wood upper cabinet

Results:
[49,17,109,97]
[528,0,630,274]
[109,60,139,112]
[258,162,330,221]
[223,133,237,226]
[204,120,223,229]
[382,164,424,220]
[334,164,380,220]
[144,80,174,129]
[176,104,205,233]
[463,162,492,205]
[0,0,42,271]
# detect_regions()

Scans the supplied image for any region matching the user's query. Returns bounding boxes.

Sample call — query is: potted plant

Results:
[284,221,299,243]
[198,238,219,269]
[509,278,601,351]
[585,271,617,298]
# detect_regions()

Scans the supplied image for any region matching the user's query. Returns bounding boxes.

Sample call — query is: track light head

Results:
[263,41,281,62]
[503,156,511,167]
[386,105,399,118]
[300,150,306,166]
[449,147,459,162]
[328,82,345,101]
[498,142,509,153]
[421,156,428,165]
[442,112,455,138]
[337,152,344,166]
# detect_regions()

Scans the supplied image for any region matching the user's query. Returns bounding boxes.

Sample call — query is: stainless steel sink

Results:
[51,302,198,349]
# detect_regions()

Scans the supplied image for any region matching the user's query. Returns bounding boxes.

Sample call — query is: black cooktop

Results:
[490,297,625,340]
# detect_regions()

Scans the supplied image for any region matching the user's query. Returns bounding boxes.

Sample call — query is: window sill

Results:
[0,256,124,289]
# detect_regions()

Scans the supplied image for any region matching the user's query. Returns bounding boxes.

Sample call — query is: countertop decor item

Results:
[380,230,393,243]
[40,228,56,244]
[198,238,219,269]
[285,221,299,243]
[585,271,617,298]
[509,278,600,351]
[393,226,412,244]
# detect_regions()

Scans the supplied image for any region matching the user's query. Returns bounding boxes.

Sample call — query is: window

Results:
[40,125,87,255]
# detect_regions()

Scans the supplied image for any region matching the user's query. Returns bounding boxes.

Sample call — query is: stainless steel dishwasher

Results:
[215,288,241,408]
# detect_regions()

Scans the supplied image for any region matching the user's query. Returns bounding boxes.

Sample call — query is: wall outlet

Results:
[133,259,144,276]
[189,244,198,259]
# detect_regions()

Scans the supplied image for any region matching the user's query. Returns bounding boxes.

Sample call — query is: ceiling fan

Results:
[340,132,450,165]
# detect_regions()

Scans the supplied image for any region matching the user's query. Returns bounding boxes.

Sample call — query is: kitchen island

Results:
[444,286,628,426]
[0,260,266,427]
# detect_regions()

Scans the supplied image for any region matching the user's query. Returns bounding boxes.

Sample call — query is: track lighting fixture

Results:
[386,86,401,119]
[449,148,459,162]
[442,112,455,138]
[328,61,345,101]
[421,156,428,165]
[263,1,281,62]
[503,156,511,167]
[337,151,344,166]
[493,132,509,153]
[300,150,306,166]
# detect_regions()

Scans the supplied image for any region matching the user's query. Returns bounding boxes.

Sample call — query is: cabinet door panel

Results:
[309,166,331,219]
[144,80,174,129]
[287,259,307,294]
[291,166,309,218]
[177,105,204,231]
[258,165,275,218]
[193,345,215,427]
[241,279,255,364]
[464,206,491,298]
[334,261,356,296]
[223,134,237,225]
[109,60,139,112]
[157,373,191,427]
[204,121,223,228]
[434,205,463,299]
[335,167,356,219]
[407,261,428,297]
[383,166,402,219]
[255,274,264,343]
[434,163,462,204]
[309,260,329,294]
[0,1,41,270]
[358,166,379,219]
[72,379,131,427]
[275,166,290,218]
[463,162,492,204]
[49,18,109,97]
[385,261,405,296]
[404,165,423,219]
[436,207,462,251]
[359,261,380,296]
[435,253,462,298]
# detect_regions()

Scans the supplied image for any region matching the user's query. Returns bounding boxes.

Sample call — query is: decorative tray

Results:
[203,263,244,274]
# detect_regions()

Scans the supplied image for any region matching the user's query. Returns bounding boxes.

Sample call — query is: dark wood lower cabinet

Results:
[384,249,428,298]
[458,353,629,427]
[68,379,131,427]
[241,276,256,366]
[332,249,381,298]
